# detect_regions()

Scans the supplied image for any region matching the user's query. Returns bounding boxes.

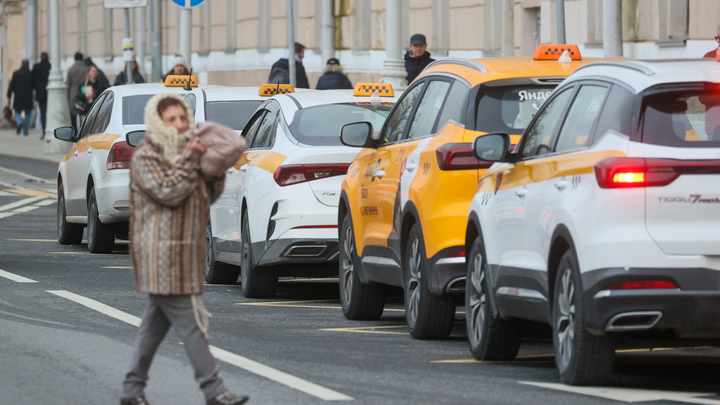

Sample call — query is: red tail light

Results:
[436,143,493,171]
[595,157,720,189]
[605,280,677,290]
[273,164,350,186]
[106,141,134,170]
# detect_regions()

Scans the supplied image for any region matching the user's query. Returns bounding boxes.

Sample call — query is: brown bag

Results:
[185,122,247,179]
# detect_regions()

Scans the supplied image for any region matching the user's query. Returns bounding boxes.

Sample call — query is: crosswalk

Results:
[0,189,56,219]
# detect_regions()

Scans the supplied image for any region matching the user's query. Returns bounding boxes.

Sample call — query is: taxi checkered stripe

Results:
[168,78,197,86]
[543,47,577,57]
[357,85,392,95]
[261,87,293,95]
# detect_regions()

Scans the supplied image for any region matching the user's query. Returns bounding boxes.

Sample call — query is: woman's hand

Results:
[185,138,206,156]
[85,87,94,102]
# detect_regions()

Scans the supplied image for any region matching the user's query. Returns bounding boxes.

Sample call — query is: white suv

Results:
[466,59,720,385]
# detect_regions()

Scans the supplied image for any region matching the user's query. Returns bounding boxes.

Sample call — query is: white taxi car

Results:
[55,76,215,253]
[206,84,398,298]
[466,59,720,385]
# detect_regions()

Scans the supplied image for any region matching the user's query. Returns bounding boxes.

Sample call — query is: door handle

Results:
[374,170,386,179]
[240,166,248,172]
[515,189,527,198]
[554,180,569,191]
[226,168,236,175]
[405,164,417,173]
[87,147,92,154]
[73,151,78,157]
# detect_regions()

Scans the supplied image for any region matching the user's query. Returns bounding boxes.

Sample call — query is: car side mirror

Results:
[126,130,147,147]
[54,126,76,142]
[340,122,374,148]
[473,133,510,162]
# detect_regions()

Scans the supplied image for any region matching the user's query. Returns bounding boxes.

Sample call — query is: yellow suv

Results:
[338,45,605,339]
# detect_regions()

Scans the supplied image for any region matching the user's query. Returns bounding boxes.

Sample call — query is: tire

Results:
[240,214,277,298]
[404,224,455,340]
[465,235,521,360]
[339,213,385,320]
[57,182,83,245]
[204,221,240,284]
[87,186,115,254]
[552,249,615,385]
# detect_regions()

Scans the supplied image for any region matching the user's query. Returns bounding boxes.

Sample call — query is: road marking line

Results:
[431,354,556,364]
[235,299,405,312]
[0,166,54,184]
[0,269,38,283]
[0,196,48,212]
[239,299,340,305]
[280,278,340,282]
[47,290,354,401]
[101,266,134,269]
[13,205,40,213]
[35,198,57,206]
[519,382,720,404]
[0,212,14,219]
[7,239,61,242]
[0,191,15,197]
[4,189,56,197]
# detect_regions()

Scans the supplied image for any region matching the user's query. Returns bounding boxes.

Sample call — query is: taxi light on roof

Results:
[259,84,295,96]
[164,75,198,87]
[533,44,582,61]
[354,83,394,97]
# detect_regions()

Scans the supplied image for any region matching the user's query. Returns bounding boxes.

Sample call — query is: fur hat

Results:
[171,55,187,68]
[143,93,195,164]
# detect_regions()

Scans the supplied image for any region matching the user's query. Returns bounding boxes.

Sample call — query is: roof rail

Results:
[422,58,488,74]
[574,61,655,76]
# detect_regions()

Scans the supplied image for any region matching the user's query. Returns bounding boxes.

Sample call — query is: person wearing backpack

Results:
[268,42,309,88]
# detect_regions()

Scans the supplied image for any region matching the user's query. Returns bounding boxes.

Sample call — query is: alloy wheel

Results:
[407,238,421,326]
[468,251,486,345]
[556,268,576,370]
[341,225,354,305]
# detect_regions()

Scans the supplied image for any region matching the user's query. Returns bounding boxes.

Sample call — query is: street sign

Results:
[103,0,148,9]
[169,0,206,9]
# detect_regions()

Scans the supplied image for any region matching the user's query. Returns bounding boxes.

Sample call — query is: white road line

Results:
[13,205,40,213]
[47,290,353,401]
[35,198,56,206]
[0,269,38,283]
[0,166,54,184]
[0,196,48,212]
[520,382,720,404]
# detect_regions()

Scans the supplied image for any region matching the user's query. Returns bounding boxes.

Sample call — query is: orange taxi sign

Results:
[164,75,198,87]
[353,83,394,97]
[259,84,295,96]
[533,44,582,61]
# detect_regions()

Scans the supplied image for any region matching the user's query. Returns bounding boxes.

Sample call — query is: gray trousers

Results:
[122,294,226,400]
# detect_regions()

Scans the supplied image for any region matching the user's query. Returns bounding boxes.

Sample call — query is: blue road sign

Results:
[169,0,205,8]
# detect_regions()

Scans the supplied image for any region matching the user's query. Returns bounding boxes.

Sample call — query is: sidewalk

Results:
[0,127,69,164]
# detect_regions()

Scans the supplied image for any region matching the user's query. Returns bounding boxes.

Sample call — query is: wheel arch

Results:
[548,224,576,309]
[400,202,420,261]
[86,175,95,205]
[465,211,481,259]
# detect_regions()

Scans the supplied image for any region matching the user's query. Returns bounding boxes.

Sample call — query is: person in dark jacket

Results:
[704,25,720,58]
[83,57,111,90]
[31,52,51,138]
[7,59,35,136]
[75,64,109,129]
[268,42,310,89]
[114,57,146,85]
[404,33,435,84]
[316,58,353,90]
[66,52,88,131]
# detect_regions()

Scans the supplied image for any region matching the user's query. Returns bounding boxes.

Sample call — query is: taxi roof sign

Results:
[354,83,394,97]
[533,44,582,61]
[165,75,198,87]
[259,84,295,96]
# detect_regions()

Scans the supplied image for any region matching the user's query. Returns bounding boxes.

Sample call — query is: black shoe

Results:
[120,397,150,405]
[16,126,21,135]
[207,391,249,405]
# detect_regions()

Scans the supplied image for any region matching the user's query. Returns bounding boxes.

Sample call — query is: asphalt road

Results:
[1,155,719,405]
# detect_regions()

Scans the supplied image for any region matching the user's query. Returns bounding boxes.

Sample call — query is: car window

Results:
[89,92,114,135]
[242,110,266,146]
[382,83,425,143]
[406,80,452,140]
[123,94,153,125]
[288,103,393,146]
[183,94,196,112]
[205,101,262,130]
[476,85,557,134]
[251,109,278,149]
[593,85,634,140]
[554,85,609,153]
[521,87,574,158]
[78,93,107,139]
[435,80,470,131]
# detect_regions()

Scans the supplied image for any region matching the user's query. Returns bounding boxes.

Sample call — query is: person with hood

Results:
[161,55,191,82]
[268,42,309,89]
[114,56,146,85]
[31,52,51,138]
[66,52,88,131]
[83,57,111,90]
[315,58,353,90]
[404,33,435,84]
[120,92,249,405]
[7,59,35,136]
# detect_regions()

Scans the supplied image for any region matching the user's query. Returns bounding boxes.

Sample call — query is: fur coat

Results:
[129,93,224,295]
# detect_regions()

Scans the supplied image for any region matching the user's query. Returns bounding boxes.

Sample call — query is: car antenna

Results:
[183,68,193,91]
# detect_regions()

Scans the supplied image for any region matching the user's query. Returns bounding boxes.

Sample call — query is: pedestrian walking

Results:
[84,57,111,89]
[75,64,108,129]
[31,52,51,139]
[120,92,249,405]
[404,34,435,84]
[114,57,146,86]
[315,58,353,90]
[268,42,310,89]
[704,24,720,58]
[7,59,35,136]
[66,52,89,131]
[161,55,190,82]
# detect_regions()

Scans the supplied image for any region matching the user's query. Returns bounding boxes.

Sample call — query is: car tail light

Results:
[106,141,134,170]
[273,164,350,186]
[604,280,677,290]
[436,143,493,171]
[595,157,720,189]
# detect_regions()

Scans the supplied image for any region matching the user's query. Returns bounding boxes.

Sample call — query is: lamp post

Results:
[381,0,406,90]
[44,0,71,154]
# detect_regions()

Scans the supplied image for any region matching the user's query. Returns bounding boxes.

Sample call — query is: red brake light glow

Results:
[273,164,349,186]
[595,157,720,189]
[436,143,492,171]
[106,141,135,170]
[605,280,677,290]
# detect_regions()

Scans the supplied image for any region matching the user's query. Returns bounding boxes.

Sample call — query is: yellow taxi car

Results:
[338,45,607,339]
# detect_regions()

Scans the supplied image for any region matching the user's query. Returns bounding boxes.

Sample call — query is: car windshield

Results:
[476,85,557,134]
[288,102,393,146]
[122,94,197,125]
[205,101,262,130]
[642,87,720,148]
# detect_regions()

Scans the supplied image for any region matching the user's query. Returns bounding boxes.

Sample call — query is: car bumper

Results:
[426,248,467,296]
[254,238,339,268]
[95,169,130,223]
[583,267,720,338]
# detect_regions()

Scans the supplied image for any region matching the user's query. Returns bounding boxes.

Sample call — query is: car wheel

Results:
[404,224,455,340]
[240,214,277,298]
[204,221,240,284]
[339,212,385,320]
[57,181,83,245]
[466,234,521,360]
[87,186,115,254]
[552,249,615,385]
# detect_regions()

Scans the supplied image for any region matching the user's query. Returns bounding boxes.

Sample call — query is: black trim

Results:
[491,265,552,324]
[426,246,466,296]
[253,238,339,268]
[358,245,403,287]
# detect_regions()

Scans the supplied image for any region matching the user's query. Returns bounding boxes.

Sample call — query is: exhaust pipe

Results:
[605,311,662,332]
